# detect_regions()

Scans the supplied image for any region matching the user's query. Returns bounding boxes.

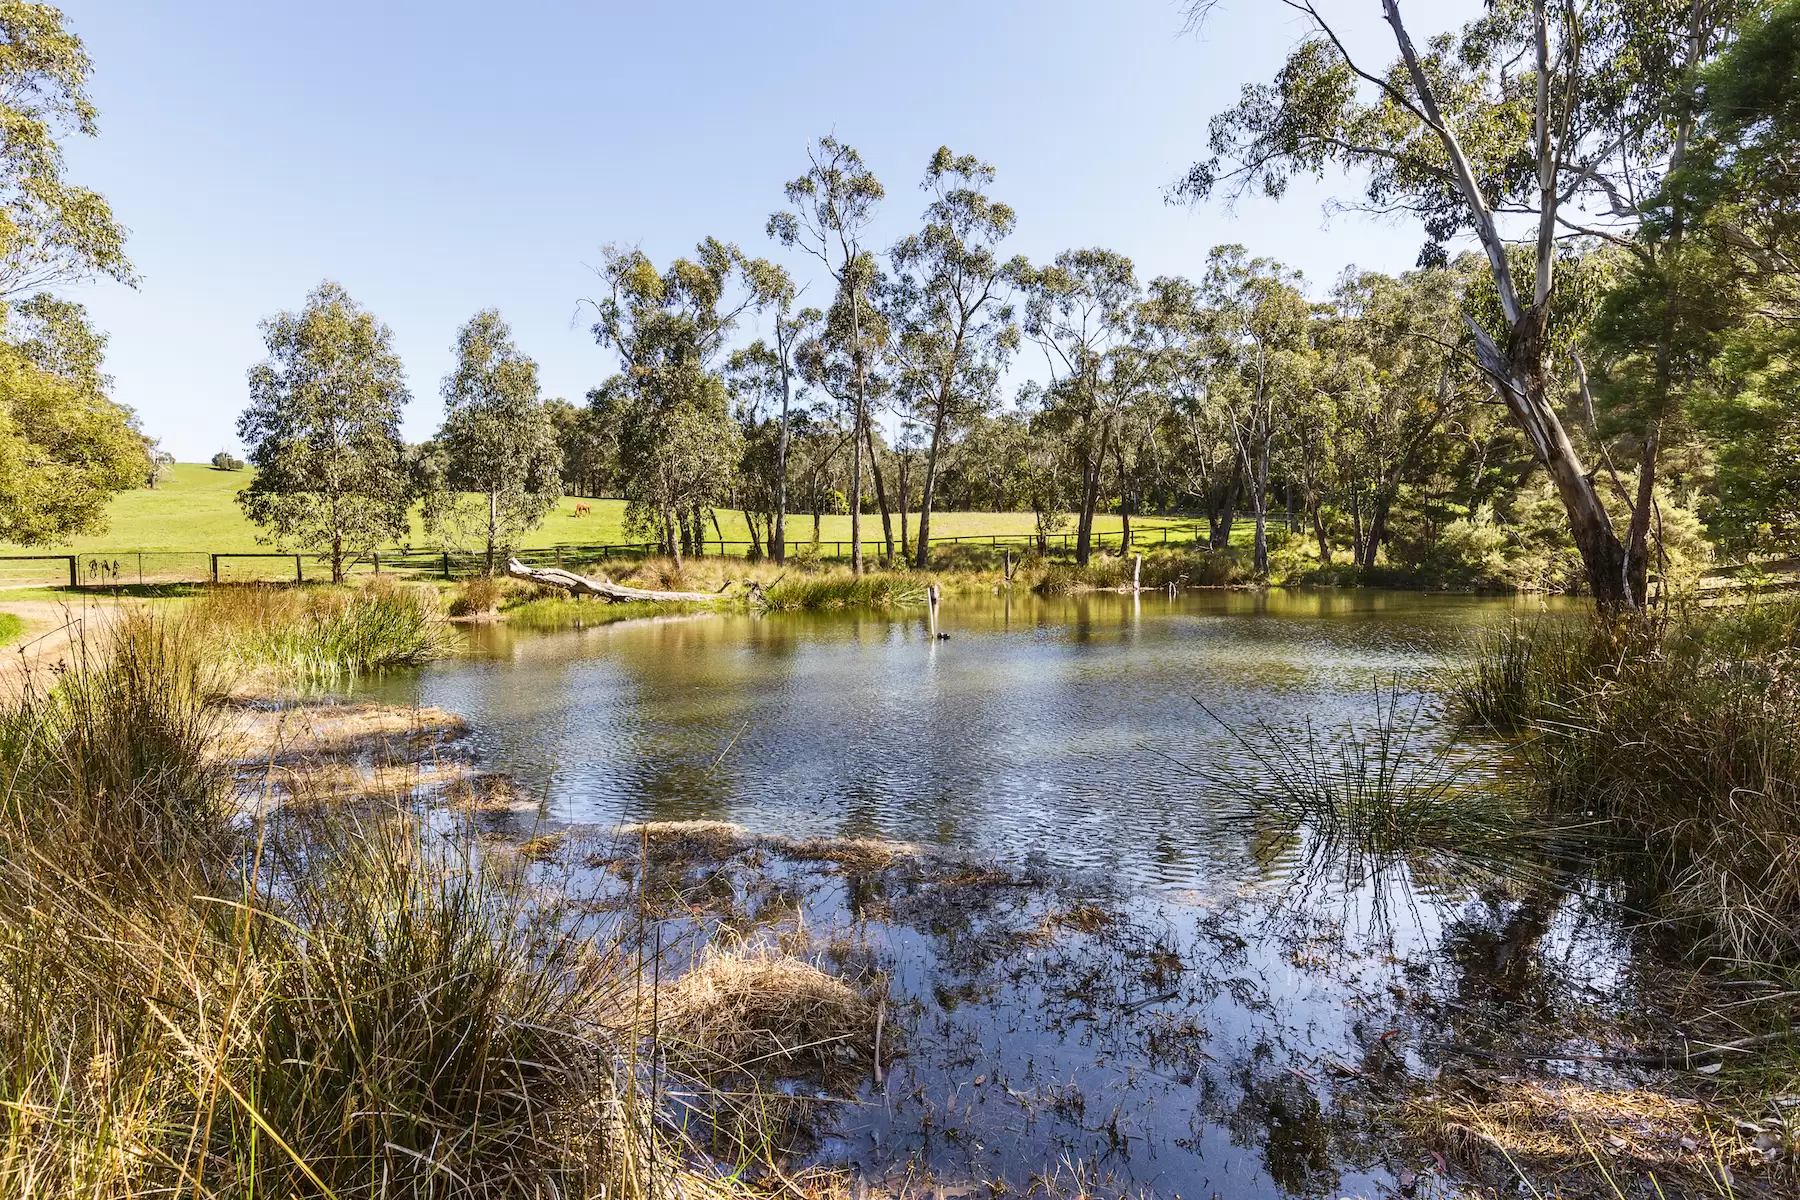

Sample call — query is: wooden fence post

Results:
[295,555,303,584]
[210,554,219,585]
[67,555,77,588]
[442,551,451,580]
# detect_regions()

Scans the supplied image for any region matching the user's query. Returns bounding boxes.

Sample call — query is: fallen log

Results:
[506,558,730,604]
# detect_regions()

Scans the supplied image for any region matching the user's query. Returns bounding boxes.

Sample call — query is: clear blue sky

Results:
[59,0,1483,461]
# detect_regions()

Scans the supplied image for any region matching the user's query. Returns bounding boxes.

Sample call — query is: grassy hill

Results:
[9,463,1196,555]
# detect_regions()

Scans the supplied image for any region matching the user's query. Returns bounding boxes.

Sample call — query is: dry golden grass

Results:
[765,833,918,872]
[658,943,883,1080]
[1399,1078,1781,1194]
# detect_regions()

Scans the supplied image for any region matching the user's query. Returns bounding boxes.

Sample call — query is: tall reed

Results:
[0,616,835,1199]
[194,581,455,682]
[1462,602,1800,963]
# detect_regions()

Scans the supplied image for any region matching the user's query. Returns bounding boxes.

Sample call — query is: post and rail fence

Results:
[0,521,1216,590]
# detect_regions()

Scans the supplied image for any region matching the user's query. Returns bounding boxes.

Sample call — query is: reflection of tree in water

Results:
[1227,1065,1340,1197]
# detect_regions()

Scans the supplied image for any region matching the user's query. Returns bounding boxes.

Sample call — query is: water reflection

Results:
[354,589,1567,890]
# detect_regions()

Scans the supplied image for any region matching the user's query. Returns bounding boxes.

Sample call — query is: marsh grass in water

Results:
[755,574,926,612]
[1032,549,1248,595]
[504,594,713,630]
[1204,686,1554,890]
[1462,602,1800,965]
[195,579,456,682]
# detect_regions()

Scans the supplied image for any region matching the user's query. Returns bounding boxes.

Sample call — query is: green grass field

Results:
[0,611,21,646]
[10,463,1199,555]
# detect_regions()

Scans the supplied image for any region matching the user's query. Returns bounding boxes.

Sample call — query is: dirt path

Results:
[0,598,132,691]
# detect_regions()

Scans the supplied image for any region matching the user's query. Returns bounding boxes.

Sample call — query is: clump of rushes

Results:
[1209,685,1552,889]
[1464,601,1800,964]
[0,620,753,1199]
[1451,618,1600,735]
[755,573,926,612]
[0,609,229,875]
[194,579,456,682]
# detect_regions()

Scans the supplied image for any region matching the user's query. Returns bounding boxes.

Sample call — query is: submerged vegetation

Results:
[754,573,926,612]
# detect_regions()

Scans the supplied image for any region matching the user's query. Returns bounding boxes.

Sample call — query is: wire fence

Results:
[0,522,1215,590]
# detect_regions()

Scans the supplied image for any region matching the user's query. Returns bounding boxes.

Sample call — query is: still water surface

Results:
[362,588,1565,889]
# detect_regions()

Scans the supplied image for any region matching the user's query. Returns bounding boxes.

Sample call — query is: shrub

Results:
[448,573,504,616]
[209,450,245,471]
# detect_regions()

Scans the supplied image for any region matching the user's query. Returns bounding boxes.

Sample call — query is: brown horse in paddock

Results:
[573,502,592,517]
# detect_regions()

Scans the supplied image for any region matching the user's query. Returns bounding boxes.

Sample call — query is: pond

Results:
[354,589,1628,1199]
[360,589,1567,888]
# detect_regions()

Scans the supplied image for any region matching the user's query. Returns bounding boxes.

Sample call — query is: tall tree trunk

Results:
[898,454,911,565]
[1361,489,1394,570]
[849,402,865,574]
[773,318,793,565]
[1251,436,1272,576]
[1308,489,1331,563]
[486,489,499,576]
[331,530,344,586]
[1472,328,1632,608]
[915,409,947,569]
[864,418,895,568]
[665,507,683,569]
[1114,438,1132,554]
[1211,460,1242,552]
[746,509,763,561]
[1075,450,1101,566]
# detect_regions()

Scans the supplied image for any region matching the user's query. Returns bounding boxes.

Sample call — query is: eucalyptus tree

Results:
[0,6,147,546]
[0,2,133,299]
[236,282,411,583]
[1135,275,1242,547]
[727,260,817,563]
[796,268,900,564]
[0,311,145,546]
[425,310,562,574]
[1656,0,1800,551]
[1020,248,1141,565]
[1198,246,1314,576]
[1181,0,1756,608]
[887,147,1026,568]
[1322,268,1479,569]
[545,396,615,498]
[588,239,779,564]
[769,136,885,573]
